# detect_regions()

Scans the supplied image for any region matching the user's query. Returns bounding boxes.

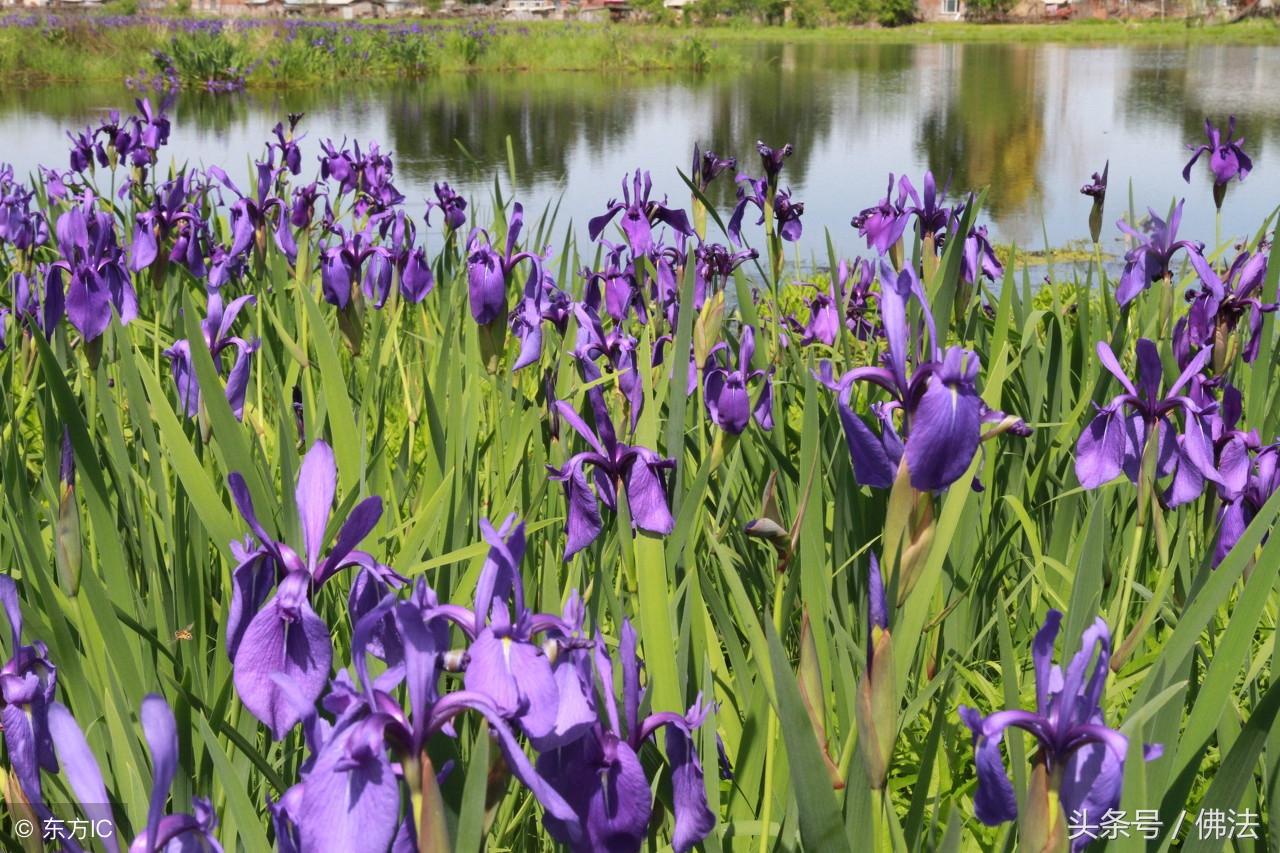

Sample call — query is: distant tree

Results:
[876,0,916,25]
[828,0,875,22]
[791,0,828,25]
[963,0,1015,20]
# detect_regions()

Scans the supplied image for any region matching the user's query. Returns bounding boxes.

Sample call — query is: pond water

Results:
[4,40,1280,261]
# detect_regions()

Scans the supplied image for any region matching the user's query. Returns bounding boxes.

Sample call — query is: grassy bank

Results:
[709,16,1280,42]
[0,13,1276,89]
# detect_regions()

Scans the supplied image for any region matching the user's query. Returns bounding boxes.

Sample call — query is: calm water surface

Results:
[4,41,1279,260]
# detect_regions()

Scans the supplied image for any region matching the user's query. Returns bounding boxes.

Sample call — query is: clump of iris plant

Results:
[465,202,545,371]
[959,610,1161,851]
[50,694,222,851]
[536,620,716,853]
[264,518,589,852]
[818,261,1025,494]
[0,576,59,817]
[817,260,1028,603]
[1176,249,1275,373]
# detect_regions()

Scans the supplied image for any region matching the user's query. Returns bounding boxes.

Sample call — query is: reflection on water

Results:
[2,40,1278,258]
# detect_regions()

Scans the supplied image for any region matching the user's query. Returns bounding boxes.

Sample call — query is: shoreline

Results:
[0,15,1277,88]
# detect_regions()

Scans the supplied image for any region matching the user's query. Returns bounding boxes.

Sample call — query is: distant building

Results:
[503,0,557,17]
[918,0,964,19]
[577,0,630,19]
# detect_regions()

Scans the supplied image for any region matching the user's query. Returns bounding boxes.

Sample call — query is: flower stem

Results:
[758,559,790,853]
[1110,519,1146,652]
[1114,493,1171,669]
[871,786,891,853]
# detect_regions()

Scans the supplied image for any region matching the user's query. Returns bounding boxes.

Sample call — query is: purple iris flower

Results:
[225,441,403,739]
[1214,435,1278,566]
[959,611,1161,847]
[1075,339,1221,506]
[572,305,646,426]
[727,175,766,246]
[288,181,326,230]
[48,194,138,343]
[728,177,804,245]
[318,138,405,216]
[588,170,694,255]
[426,181,467,232]
[39,166,74,203]
[756,140,793,180]
[962,226,1003,285]
[537,621,716,853]
[0,165,48,253]
[319,225,388,310]
[1080,164,1108,200]
[270,113,305,176]
[900,171,956,244]
[132,96,172,161]
[430,516,596,749]
[208,163,295,263]
[369,209,435,306]
[1115,201,1203,306]
[130,171,208,278]
[789,278,842,347]
[47,694,220,853]
[466,202,543,325]
[0,576,59,817]
[1182,117,1251,207]
[67,127,103,172]
[547,387,676,558]
[817,262,989,491]
[695,242,757,303]
[11,268,65,341]
[583,240,644,324]
[692,143,736,191]
[1081,162,1109,243]
[852,174,910,255]
[207,242,247,290]
[164,291,259,420]
[511,268,572,371]
[1179,250,1275,366]
[1205,385,1277,565]
[703,325,774,434]
[843,257,879,340]
[773,188,805,242]
[319,138,357,191]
